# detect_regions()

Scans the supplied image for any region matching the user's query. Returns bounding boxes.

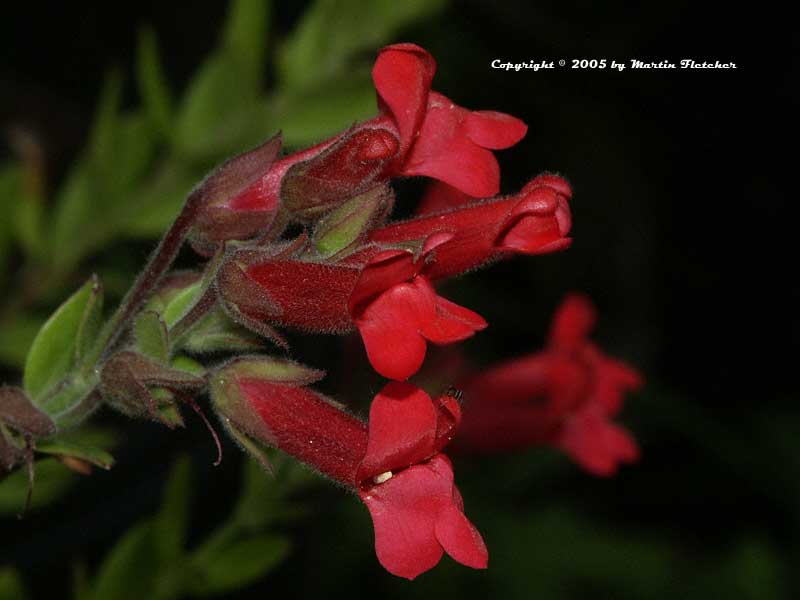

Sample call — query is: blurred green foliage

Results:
[69,457,308,600]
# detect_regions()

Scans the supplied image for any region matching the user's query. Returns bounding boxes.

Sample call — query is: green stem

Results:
[81,187,204,371]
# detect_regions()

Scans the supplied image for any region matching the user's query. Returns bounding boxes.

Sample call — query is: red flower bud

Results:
[281,126,400,219]
[190,133,284,250]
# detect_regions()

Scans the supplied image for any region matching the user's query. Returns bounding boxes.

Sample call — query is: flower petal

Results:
[465,110,527,149]
[359,458,454,580]
[548,293,597,349]
[420,289,488,344]
[373,44,436,157]
[355,281,435,380]
[359,382,438,480]
[435,502,489,570]
[402,93,501,198]
[416,181,473,216]
[556,408,639,477]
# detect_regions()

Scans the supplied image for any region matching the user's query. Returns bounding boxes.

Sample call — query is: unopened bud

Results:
[281,126,399,219]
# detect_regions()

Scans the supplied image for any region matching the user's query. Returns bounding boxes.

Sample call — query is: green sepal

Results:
[180,310,264,355]
[312,184,393,258]
[220,418,274,475]
[134,310,170,363]
[161,281,203,328]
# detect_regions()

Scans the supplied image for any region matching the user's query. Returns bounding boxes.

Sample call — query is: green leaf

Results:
[136,28,173,139]
[23,276,101,402]
[120,163,196,238]
[0,458,77,514]
[270,69,377,148]
[134,310,169,363]
[90,522,159,600]
[174,0,270,160]
[0,567,27,600]
[155,456,192,563]
[278,0,445,91]
[190,534,290,596]
[0,313,42,369]
[51,112,157,269]
[36,440,115,470]
[221,0,270,89]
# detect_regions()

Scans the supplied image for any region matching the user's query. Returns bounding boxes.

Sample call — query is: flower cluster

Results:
[50,42,640,580]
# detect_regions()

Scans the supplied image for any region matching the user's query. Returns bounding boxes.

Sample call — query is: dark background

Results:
[1,1,794,598]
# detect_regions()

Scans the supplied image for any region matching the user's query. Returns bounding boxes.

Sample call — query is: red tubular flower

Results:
[194,44,527,244]
[218,176,571,380]
[212,362,486,580]
[372,43,528,197]
[455,294,643,476]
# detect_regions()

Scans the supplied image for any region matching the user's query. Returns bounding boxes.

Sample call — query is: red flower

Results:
[357,383,486,580]
[373,44,528,197]
[218,177,571,380]
[193,44,528,245]
[456,294,643,476]
[212,361,486,580]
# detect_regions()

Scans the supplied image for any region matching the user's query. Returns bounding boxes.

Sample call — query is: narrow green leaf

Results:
[270,70,377,148]
[23,277,99,402]
[36,440,115,470]
[221,0,270,89]
[0,458,77,514]
[190,535,290,596]
[0,567,28,600]
[134,310,170,363]
[90,522,159,600]
[51,113,157,269]
[120,163,196,238]
[87,71,123,167]
[155,456,192,563]
[278,0,446,91]
[174,0,270,159]
[136,27,173,138]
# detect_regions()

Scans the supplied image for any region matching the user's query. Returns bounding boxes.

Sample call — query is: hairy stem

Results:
[82,188,204,371]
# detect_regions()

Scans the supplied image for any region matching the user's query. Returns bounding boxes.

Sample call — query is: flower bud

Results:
[210,357,366,484]
[281,126,399,219]
[190,133,283,251]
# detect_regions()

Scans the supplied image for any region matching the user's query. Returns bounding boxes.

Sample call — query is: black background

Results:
[1,0,795,597]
